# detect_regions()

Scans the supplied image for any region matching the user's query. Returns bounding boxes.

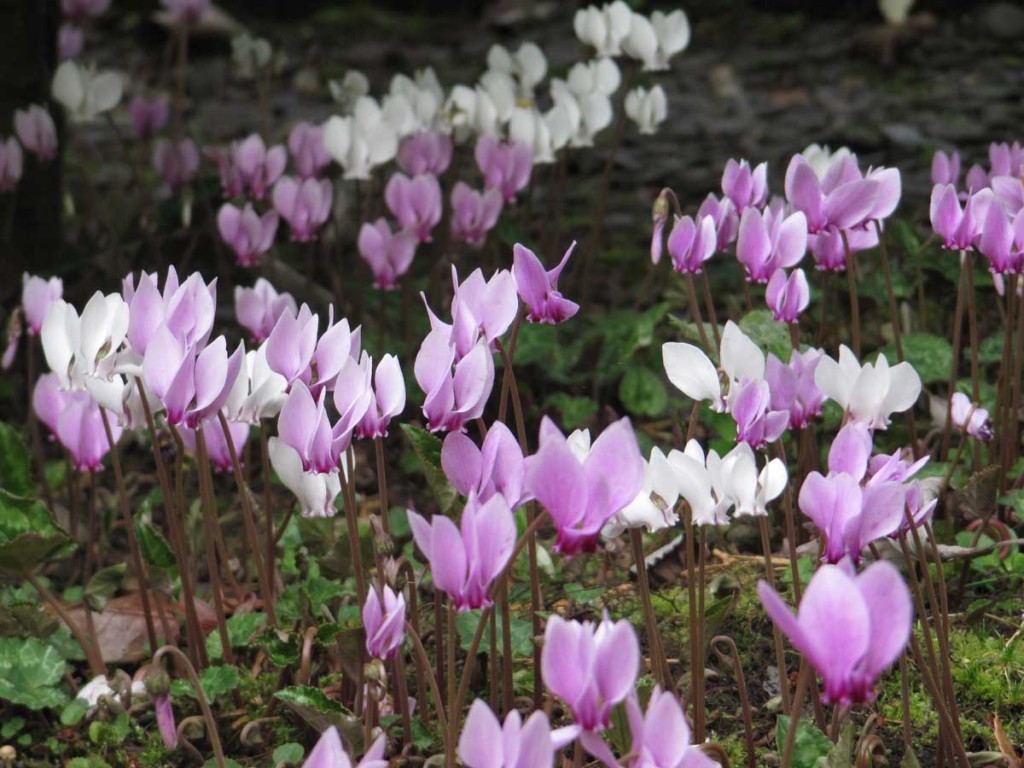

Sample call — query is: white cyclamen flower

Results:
[800,143,853,181]
[574,1,633,57]
[323,96,398,179]
[625,85,667,135]
[486,42,548,100]
[814,345,921,431]
[604,446,680,536]
[662,320,765,411]
[51,61,123,121]
[651,10,691,69]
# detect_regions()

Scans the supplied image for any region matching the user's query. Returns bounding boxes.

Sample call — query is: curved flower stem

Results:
[629,528,671,690]
[217,413,276,627]
[136,381,205,667]
[27,573,106,677]
[192,427,235,666]
[154,644,226,768]
[711,635,755,768]
[404,619,448,743]
[100,408,165,652]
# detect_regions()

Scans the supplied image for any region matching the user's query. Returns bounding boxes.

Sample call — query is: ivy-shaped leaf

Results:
[401,424,455,513]
[0,636,68,710]
[0,421,33,497]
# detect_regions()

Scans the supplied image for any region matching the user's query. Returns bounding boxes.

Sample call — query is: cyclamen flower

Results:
[442,267,519,358]
[41,291,129,391]
[217,203,278,267]
[234,279,296,344]
[323,96,399,180]
[51,61,123,121]
[603,446,679,537]
[929,184,992,251]
[524,417,643,556]
[272,177,333,242]
[384,172,442,242]
[765,268,810,323]
[624,85,667,135]
[408,491,515,611]
[301,727,386,768]
[128,96,168,141]
[442,421,527,509]
[541,613,639,731]
[287,122,331,179]
[177,420,250,472]
[726,378,789,448]
[34,379,122,472]
[460,700,574,768]
[735,206,807,283]
[784,154,880,234]
[153,693,177,749]
[22,274,63,335]
[949,392,993,441]
[354,354,406,439]
[123,268,216,355]
[233,135,287,200]
[476,136,532,203]
[397,130,453,176]
[765,349,826,429]
[932,150,960,187]
[14,106,57,161]
[451,182,503,247]
[512,242,579,325]
[758,560,912,706]
[0,137,23,192]
[667,214,716,273]
[59,24,84,61]
[414,331,494,433]
[263,304,319,387]
[722,159,768,212]
[977,202,1024,275]
[574,2,633,57]
[222,344,289,424]
[357,219,417,290]
[814,345,921,430]
[668,440,787,526]
[697,192,740,251]
[582,687,715,768]
[153,139,199,191]
[663,320,766,412]
[362,585,406,660]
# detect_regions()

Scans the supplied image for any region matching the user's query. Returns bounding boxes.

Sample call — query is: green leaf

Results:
[61,698,89,727]
[0,421,33,496]
[1,716,24,738]
[0,490,74,576]
[272,743,305,765]
[206,612,266,661]
[775,715,832,768]
[203,760,243,768]
[136,522,175,569]
[401,424,456,513]
[739,309,792,361]
[0,636,68,710]
[456,610,534,657]
[0,603,59,639]
[978,333,1005,365]
[900,748,921,768]
[819,723,853,768]
[542,393,597,429]
[88,712,131,746]
[84,564,126,612]
[187,665,240,701]
[619,367,668,417]
[881,332,952,384]
[275,685,346,714]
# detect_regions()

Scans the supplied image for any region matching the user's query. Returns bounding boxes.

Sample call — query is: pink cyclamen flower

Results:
[784,154,879,234]
[357,218,417,289]
[58,390,123,472]
[362,585,406,660]
[989,140,1024,178]
[14,106,57,161]
[288,122,331,180]
[414,331,494,432]
[541,613,639,731]
[766,268,810,323]
[153,139,199,191]
[408,491,515,611]
[234,278,297,344]
[978,203,1024,275]
[234,134,287,200]
[512,241,579,325]
[765,349,826,430]
[581,687,716,768]
[58,24,84,61]
[726,378,789,449]
[153,693,178,748]
[385,172,442,242]
[62,0,110,22]
[667,214,716,274]
[128,96,169,141]
[440,267,519,359]
[0,137,23,192]
[141,329,245,427]
[302,727,386,768]
[950,392,993,441]
[33,373,68,439]
[475,136,532,203]
[354,354,406,439]
[650,192,669,264]
[273,177,333,242]
[736,206,807,283]
[264,303,319,386]
[524,416,644,556]
[22,274,63,335]
[451,182,503,247]
[759,560,911,706]
[697,192,740,252]
[929,184,992,251]
[721,158,767,212]
[123,267,217,355]
[460,700,575,768]
[217,203,279,267]
[931,150,960,187]
[160,0,210,25]
[177,420,250,472]
[398,130,453,176]
[442,421,527,509]
[807,225,878,272]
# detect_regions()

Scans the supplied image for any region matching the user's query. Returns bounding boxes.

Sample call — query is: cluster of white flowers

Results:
[318,2,690,177]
